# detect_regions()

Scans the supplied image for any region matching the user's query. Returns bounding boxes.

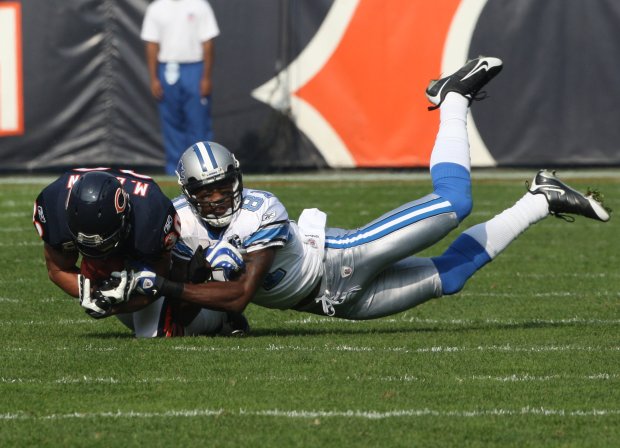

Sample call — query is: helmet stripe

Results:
[194,141,218,172]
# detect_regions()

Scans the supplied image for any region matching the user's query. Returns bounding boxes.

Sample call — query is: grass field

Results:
[1,171,619,447]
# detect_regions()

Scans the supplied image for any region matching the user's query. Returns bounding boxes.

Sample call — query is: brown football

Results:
[80,256,125,286]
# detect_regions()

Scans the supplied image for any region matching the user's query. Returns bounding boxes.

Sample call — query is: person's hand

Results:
[130,269,165,297]
[187,245,212,283]
[100,268,163,298]
[96,271,132,305]
[206,240,245,281]
[78,274,109,319]
[199,77,212,97]
[150,78,163,100]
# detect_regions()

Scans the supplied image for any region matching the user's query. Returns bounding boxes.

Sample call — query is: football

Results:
[80,256,125,286]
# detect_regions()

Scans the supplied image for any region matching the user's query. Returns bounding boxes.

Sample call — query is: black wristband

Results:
[157,277,184,299]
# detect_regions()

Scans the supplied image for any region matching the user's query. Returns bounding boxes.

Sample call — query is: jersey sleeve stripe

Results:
[243,223,290,248]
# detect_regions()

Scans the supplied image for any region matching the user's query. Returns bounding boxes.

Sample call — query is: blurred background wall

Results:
[1,0,619,173]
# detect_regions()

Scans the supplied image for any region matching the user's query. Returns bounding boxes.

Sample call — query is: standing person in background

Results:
[141,0,219,175]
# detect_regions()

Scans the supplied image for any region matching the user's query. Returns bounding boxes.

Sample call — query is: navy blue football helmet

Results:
[65,171,131,258]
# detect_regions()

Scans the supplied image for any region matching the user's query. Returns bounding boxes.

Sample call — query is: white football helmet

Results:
[176,141,243,228]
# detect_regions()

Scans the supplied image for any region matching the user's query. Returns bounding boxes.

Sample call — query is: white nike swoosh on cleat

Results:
[540,186,566,196]
[461,60,489,81]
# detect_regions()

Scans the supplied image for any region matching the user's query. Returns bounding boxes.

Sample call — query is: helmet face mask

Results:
[176,141,243,228]
[73,220,127,258]
[65,171,131,259]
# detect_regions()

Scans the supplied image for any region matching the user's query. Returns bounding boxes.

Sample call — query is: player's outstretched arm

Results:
[180,247,277,312]
[114,247,275,313]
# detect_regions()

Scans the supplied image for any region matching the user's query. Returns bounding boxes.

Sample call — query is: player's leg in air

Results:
[432,169,610,295]
[313,58,503,316]
[311,57,610,319]
[335,169,610,319]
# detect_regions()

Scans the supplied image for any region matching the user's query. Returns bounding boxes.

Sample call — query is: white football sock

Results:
[429,92,471,171]
[463,192,550,258]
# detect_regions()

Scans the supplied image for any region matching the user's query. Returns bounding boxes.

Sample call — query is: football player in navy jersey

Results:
[99,57,610,321]
[33,168,248,337]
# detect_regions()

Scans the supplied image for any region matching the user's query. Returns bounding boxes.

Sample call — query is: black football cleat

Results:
[426,56,503,110]
[528,169,610,222]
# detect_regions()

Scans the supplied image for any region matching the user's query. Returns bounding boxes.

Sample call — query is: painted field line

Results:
[3,343,618,355]
[284,316,620,326]
[168,344,620,354]
[5,316,614,328]
[0,240,39,247]
[1,318,96,326]
[2,372,616,386]
[0,227,30,232]
[0,212,30,218]
[468,373,620,382]
[458,291,617,298]
[2,407,619,421]
[486,272,620,279]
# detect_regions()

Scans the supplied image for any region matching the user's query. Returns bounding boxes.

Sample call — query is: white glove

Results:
[206,240,245,281]
[96,271,132,305]
[78,274,108,319]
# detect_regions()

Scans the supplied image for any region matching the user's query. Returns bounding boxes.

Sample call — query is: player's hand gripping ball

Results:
[205,240,245,281]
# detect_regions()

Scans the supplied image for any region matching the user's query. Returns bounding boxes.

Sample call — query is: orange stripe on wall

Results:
[0,2,24,136]
[296,0,461,167]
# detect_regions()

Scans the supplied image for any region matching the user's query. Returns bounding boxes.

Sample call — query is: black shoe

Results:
[218,312,250,337]
[528,169,610,222]
[426,56,503,110]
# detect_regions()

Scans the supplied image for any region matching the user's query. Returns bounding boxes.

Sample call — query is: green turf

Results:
[1,172,619,447]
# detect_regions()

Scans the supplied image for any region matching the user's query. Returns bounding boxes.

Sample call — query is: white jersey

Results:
[141,0,219,63]
[173,189,324,309]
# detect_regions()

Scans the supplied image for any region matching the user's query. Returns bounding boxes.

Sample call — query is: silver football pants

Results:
[298,193,457,319]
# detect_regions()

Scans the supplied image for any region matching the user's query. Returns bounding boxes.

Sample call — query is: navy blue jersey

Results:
[33,168,179,262]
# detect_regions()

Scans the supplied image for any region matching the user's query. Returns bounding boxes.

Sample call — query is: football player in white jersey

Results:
[98,57,610,319]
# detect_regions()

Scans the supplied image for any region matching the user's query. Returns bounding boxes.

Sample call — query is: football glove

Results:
[78,274,109,319]
[125,269,184,299]
[205,240,245,281]
[187,245,211,283]
[130,269,163,297]
[96,271,132,305]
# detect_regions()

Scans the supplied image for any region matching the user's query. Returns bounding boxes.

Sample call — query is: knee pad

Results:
[431,163,472,221]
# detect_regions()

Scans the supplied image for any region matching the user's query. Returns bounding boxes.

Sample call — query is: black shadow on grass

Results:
[78,319,586,339]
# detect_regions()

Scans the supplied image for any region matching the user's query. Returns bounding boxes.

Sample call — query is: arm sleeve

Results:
[140,6,160,42]
[199,1,220,41]
[242,197,290,253]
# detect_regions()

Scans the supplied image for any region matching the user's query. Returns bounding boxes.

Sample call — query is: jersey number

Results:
[242,191,274,212]
[242,195,263,212]
[262,268,286,291]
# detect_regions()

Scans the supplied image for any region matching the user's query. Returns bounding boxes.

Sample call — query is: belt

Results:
[292,277,322,311]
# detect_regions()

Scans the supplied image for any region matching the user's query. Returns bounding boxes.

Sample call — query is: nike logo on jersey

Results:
[461,60,489,81]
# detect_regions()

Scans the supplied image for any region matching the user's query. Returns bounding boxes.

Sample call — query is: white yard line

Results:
[1,343,619,354]
[1,407,619,421]
[2,372,616,386]
[284,316,620,325]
